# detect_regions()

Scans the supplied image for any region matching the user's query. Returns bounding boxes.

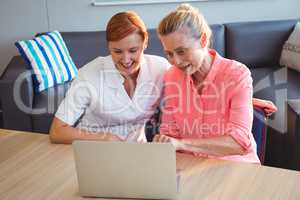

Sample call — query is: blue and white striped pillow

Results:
[15,31,78,92]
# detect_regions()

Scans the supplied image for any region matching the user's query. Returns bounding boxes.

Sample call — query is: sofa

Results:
[0,19,299,169]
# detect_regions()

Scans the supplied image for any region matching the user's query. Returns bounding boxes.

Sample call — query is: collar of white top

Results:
[104,55,151,89]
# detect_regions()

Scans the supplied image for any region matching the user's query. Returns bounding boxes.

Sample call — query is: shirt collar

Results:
[202,49,221,83]
[188,49,221,85]
[104,55,124,89]
[136,55,152,84]
[104,55,150,89]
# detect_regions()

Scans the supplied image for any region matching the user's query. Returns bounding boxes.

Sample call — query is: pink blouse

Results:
[160,50,260,164]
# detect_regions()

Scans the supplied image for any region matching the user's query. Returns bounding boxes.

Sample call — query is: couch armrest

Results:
[0,56,33,131]
[287,100,300,170]
[287,100,300,140]
[252,107,268,164]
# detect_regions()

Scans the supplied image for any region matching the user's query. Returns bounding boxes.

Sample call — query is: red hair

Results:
[106,11,148,44]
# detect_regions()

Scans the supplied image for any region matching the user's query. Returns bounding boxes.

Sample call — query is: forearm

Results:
[50,127,106,144]
[175,135,246,157]
[49,118,116,144]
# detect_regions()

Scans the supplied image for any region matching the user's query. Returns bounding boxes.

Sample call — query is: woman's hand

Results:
[102,133,124,141]
[153,134,181,150]
[153,134,172,143]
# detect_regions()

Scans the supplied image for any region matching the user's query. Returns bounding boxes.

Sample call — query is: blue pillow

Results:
[15,31,78,92]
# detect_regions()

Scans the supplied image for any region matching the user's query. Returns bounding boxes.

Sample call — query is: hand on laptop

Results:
[102,133,124,141]
[124,124,147,143]
[125,130,146,143]
[153,134,181,150]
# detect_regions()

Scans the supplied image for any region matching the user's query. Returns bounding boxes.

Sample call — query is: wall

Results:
[0,0,48,76]
[1,0,300,74]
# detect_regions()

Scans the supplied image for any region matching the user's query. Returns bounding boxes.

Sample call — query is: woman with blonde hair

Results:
[154,4,267,163]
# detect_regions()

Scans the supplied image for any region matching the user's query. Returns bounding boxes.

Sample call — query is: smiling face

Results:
[108,32,146,78]
[108,32,145,77]
[106,11,148,78]
[159,27,209,76]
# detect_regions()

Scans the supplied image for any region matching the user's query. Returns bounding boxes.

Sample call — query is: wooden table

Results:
[1,129,300,200]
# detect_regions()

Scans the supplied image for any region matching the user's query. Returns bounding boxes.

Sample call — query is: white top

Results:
[55,55,170,141]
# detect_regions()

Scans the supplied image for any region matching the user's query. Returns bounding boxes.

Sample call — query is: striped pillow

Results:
[15,31,78,92]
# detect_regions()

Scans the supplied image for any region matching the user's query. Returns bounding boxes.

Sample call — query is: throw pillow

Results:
[280,22,300,71]
[15,31,78,92]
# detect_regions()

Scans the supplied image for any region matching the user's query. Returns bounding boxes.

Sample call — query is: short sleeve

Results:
[55,76,94,126]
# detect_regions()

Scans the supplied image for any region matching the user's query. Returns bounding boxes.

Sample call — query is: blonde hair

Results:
[157,4,212,47]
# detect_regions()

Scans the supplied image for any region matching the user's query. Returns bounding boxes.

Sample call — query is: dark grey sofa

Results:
[1,19,300,170]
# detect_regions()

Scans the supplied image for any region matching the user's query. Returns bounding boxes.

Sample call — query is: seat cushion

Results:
[252,107,267,163]
[251,66,287,134]
[288,68,300,99]
[251,66,300,100]
[32,82,71,111]
[226,19,297,68]
[61,31,109,68]
[251,66,286,102]
[280,22,300,72]
[60,24,226,68]
[210,24,225,57]
[30,82,71,133]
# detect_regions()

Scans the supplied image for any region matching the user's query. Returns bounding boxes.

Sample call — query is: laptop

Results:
[72,140,177,199]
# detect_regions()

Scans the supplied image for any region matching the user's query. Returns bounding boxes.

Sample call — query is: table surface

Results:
[1,129,300,200]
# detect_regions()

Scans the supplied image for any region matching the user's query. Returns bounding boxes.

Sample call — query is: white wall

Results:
[0,0,48,75]
[1,0,300,73]
[47,0,300,31]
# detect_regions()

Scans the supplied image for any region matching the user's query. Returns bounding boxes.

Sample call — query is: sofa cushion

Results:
[251,66,286,102]
[32,82,71,112]
[146,24,225,57]
[31,113,54,134]
[15,31,78,92]
[288,68,300,99]
[61,31,109,68]
[225,19,298,68]
[60,24,225,69]
[251,66,300,135]
[61,29,168,67]
[30,82,71,133]
[280,22,300,72]
[251,66,300,100]
[144,29,165,57]
[210,24,225,57]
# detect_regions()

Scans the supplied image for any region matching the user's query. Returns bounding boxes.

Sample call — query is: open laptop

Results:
[72,140,177,199]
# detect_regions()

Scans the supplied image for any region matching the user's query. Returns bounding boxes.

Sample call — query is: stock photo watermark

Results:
[12,67,288,133]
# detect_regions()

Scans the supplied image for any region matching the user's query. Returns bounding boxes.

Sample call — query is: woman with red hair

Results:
[49,11,170,144]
